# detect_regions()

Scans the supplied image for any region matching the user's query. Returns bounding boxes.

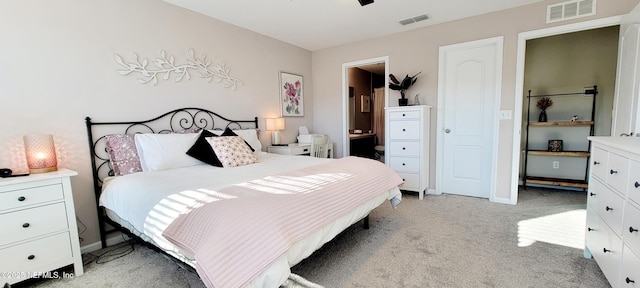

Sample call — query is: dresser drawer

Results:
[623,202,640,256]
[586,210,623,287]
[607,152,629,196]
[389,157,420,173]
[389,121,420,140]
[622,245,640,288]
[628,160,640,206]
[589,178,624,236]
[590,146,608,182]
[0,202,69,246]
[0,232,72,279]
[388,141,419,157]
[0,181,63,211]
[396,172,419,190]
[388,110,420,120]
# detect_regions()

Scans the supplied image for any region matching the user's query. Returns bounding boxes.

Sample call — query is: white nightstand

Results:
[268,144,312,155]
[267,143,333,158]
[0,169,83,285]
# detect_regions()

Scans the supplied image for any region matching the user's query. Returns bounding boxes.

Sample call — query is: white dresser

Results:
[385,105,431,200]
[585,137,640,288]
[0,169,83,285]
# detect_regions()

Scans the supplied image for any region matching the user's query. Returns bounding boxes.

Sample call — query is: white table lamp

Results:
[266,118,285,145]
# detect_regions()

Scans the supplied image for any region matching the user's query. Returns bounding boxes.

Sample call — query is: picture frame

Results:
[361,95,370,113]
[279,71,304,117]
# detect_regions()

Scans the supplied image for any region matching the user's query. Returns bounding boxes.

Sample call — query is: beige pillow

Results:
[205,136,259,167]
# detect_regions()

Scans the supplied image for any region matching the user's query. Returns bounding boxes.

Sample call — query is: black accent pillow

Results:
[221,127,255,152]
[186,130,223,167]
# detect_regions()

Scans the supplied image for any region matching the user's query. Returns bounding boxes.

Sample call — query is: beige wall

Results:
[0,0,313,247]
[311,0,639,201]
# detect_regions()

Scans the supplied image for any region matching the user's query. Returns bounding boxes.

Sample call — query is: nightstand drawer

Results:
[607,152,629,196]
[0,202,68,246]
[589,179,624,236]
[388,141,419,157]
[623,201,640,255]
[389,157,419,173]
[0,181,63,211]
[389,121,420,140]
[388,110,420,120]
[397,173,419,190]
[0,232,72,278]
[628,160,640,206]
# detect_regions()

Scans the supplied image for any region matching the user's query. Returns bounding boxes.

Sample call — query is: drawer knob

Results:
[593,161,600,165]
[603,248,611,253]
[635,181,639,188]
[589,192,596,197]
[606,206,613,211]
[627,277,635,284]
[402,113,406,117]
[610,169,618,174]
[27,255,35,260]
[18,196,26,201]
[630,226,639,233]
[22,223,30,228]
[402,147,406,150]
[402,163,406,166]
[587,227,595,232]
[402,129,406,132]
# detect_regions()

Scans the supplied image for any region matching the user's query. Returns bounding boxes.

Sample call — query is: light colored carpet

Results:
[20,187,608,288]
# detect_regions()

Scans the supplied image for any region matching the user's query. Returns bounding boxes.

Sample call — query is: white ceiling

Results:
[163,0,544,51]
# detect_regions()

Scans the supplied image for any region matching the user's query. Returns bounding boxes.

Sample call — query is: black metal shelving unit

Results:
[523,85,597,189]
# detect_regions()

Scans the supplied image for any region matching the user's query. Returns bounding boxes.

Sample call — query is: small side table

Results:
[268,143,311,156]
[267,143,333,158]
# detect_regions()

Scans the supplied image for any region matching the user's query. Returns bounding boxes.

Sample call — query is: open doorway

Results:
[341,57,388,160]
[510,17,622,204]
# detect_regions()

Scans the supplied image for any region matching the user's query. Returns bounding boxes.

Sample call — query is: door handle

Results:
[445,129,451,133]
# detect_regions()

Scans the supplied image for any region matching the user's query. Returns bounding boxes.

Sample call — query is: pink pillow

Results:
[205,136,258,167]
[105,134,142,176]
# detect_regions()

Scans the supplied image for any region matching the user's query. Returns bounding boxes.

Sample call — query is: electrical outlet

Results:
[553,161,560,169]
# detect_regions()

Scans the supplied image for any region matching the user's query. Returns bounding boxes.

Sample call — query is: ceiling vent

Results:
[547,0,596,23]
[398,14,429,26]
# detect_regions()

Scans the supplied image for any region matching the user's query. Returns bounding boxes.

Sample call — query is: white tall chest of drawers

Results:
[0,169,83,285]
[585,137,640,288]
[385,105,431,200]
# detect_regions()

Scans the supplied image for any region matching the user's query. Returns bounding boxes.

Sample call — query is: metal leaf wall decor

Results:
[114,48,243,89]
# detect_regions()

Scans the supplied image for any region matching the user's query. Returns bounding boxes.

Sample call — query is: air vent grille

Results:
[398,14,429,26]
[547,0,596,23]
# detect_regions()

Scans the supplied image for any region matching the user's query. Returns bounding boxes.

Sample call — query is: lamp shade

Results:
[23,134,58,174]
[265,118,285,131]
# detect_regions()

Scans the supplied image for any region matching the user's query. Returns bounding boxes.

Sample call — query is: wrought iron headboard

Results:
[85,107,258,198]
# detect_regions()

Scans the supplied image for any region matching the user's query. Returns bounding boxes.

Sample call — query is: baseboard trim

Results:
[81,234,131,254]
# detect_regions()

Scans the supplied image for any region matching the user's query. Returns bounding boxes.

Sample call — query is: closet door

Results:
[612,23,640,137]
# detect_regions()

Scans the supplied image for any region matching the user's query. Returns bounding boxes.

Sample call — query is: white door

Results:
[437,37,502,198]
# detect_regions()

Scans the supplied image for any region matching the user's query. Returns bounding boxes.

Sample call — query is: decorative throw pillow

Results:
[105,134,142,176]
[186,130,223,167]
[206,136,259,167]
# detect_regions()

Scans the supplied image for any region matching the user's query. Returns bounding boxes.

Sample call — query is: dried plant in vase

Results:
[536,97,553,122]
[389,72,421,106]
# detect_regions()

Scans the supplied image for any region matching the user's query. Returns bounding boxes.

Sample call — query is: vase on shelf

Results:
[538,110,547,122]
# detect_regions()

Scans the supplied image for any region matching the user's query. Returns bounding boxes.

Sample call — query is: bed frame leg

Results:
[363,215,369,229]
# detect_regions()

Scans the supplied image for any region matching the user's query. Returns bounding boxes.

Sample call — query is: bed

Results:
[85,108,403,288]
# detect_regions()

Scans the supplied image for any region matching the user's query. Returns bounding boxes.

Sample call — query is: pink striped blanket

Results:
[162,156,403,288]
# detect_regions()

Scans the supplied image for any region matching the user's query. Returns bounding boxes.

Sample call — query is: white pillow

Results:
[232,129,262,152]
[134,133,202,172]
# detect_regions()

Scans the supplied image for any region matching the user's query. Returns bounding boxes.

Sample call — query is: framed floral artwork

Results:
[279,71,304,117]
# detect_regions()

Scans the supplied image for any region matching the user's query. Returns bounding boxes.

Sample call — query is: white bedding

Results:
[100,152,401,287]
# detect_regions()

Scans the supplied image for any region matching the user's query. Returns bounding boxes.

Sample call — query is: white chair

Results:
[310,135,330,158]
